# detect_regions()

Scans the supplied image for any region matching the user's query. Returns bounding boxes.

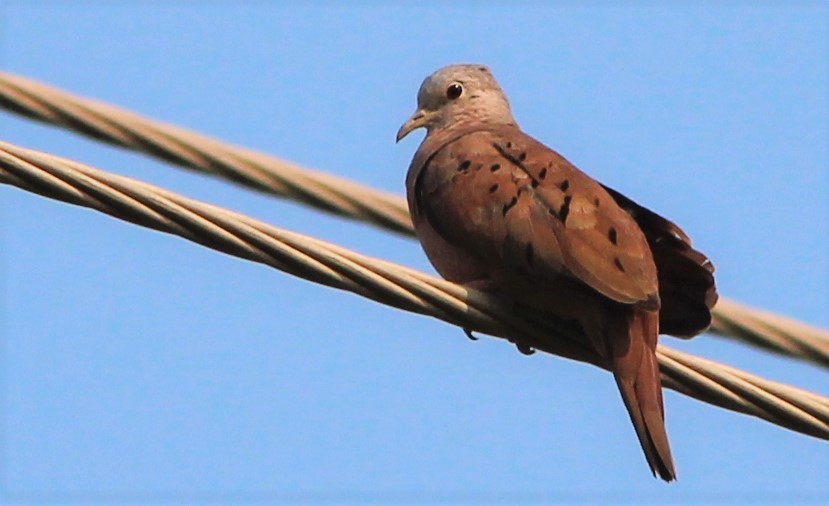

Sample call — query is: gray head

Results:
[396,64,516,142]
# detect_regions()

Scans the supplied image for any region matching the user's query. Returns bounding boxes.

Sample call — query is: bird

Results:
[397,64,717,481]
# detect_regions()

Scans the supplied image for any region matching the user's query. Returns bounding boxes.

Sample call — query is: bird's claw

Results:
[506,336,535,355]
[463,328,479,341]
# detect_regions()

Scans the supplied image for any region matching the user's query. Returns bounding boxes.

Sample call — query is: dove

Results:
[397,64,717,481]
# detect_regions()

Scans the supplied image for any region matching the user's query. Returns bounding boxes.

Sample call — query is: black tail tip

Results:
[653,464,677,482]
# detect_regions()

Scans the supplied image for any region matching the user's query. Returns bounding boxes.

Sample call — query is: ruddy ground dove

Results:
[397,64,717,481]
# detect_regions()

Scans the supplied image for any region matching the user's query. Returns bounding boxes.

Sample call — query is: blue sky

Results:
[1,2,827,504]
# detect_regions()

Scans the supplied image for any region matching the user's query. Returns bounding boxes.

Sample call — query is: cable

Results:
[2,71,826,368]
[2,140,827,440]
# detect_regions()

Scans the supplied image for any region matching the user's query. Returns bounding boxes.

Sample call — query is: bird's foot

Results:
[463,328,479,341]
[507,336,535,355]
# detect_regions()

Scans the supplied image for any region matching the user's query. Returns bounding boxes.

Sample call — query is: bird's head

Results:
[396,64,516,142]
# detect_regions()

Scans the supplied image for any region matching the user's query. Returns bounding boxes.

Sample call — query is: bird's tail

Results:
[607,307,676,481]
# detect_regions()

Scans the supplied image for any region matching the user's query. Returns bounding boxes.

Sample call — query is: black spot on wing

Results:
[490,142,543,191]
[559,195,572,223]
[502,195,518,216]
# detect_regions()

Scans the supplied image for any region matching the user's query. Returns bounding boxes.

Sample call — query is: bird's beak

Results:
[396,109,434,143]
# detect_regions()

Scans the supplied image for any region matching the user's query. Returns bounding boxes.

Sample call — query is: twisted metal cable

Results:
[0,72,414,235]
[1,71,828,369]
[712,299,829,368]
[1,140,827,441]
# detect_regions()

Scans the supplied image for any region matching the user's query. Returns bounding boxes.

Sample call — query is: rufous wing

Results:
[603,185,718,337]
[411,125,659,308]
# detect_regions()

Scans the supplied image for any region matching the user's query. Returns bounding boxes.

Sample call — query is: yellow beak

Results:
[396,109,435,143]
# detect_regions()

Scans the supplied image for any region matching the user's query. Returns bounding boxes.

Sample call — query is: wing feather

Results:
[414,127,659,307]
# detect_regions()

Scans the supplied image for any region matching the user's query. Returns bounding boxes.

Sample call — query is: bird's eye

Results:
[446,83,463,100]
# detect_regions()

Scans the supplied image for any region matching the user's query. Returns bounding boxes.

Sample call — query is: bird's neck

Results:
[428,116,518,139]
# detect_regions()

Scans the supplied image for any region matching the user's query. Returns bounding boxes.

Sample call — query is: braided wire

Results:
[1,71,827,368]
[1,140,827,440]
[0,72,414,234]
